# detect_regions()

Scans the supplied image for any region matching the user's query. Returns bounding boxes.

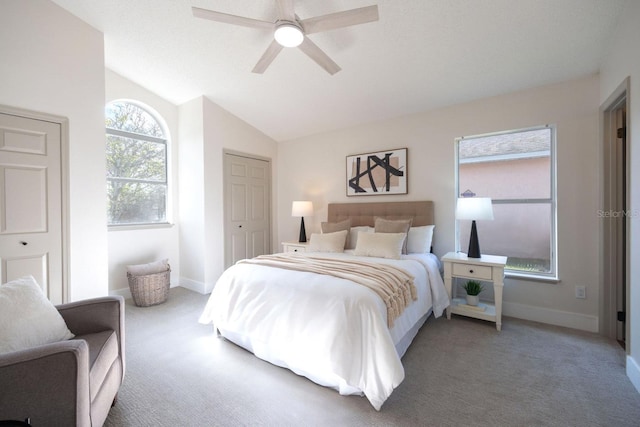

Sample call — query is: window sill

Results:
[108,222,174,232]
[505,271,560,284]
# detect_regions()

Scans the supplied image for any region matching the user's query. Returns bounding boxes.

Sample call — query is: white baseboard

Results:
[109,282,182,300]
[627,355,640,394]
[179,278,209,294]
[110,287,132,300]
[503,301,599,333]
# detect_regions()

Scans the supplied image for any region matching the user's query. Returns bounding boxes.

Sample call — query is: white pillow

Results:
[127,258,169,276]
[347,226,373,250]
[321,219,351,249]
[407,225,435,253]
[308,230,348,253]
[0,276,74,354]
[374,217,412,254]
[353,231,405,260]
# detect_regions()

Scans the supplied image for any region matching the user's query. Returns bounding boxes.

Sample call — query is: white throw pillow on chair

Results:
[0,275,74,354]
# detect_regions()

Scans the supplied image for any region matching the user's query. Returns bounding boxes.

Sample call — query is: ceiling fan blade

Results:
[192,7,273,30]
[252,40,284,74]
[301,5,379,34]
[298,38,341,75]
[276,0,295,21]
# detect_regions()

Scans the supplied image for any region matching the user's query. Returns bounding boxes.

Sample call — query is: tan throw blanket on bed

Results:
[238,254,416,328]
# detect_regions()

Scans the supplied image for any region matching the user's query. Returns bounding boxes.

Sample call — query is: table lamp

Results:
[291,201,313,243]
[456,197,494,258]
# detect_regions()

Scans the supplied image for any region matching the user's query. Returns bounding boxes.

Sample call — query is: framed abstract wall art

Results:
[346,148,407,196]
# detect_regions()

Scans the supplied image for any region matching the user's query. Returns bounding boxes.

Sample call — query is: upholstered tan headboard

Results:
[327,201,434,227]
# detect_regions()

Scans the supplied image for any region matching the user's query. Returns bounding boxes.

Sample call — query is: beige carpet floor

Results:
[104,287,640,426]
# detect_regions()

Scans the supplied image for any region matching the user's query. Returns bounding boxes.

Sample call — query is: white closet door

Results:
[0,112,63,303]
[224,152,271,268]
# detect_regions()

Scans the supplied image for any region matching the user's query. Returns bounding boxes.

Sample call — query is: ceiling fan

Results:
[192,1,379,75]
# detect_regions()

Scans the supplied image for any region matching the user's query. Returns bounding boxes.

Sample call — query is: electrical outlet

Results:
[575,286,586,299]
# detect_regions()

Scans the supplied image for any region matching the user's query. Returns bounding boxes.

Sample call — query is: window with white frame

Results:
[456,126,557,279]
[106,101,168,226]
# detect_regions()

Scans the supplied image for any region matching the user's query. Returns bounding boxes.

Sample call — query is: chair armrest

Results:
[57,296,125,379]
[57,296,124,336]
[0,340,91,425]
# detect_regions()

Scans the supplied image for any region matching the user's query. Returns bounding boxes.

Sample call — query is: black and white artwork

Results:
[346,148,407,196]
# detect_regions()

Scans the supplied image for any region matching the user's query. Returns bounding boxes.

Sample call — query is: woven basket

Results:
[127,267,170,307]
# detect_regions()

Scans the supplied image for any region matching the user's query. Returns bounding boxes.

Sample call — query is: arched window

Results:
[106,101,168,226]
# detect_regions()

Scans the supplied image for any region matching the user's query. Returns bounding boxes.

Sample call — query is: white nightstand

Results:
[282,241,310,253]
[441,252,508,331]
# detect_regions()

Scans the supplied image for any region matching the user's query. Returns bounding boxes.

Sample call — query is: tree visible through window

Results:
[106,102,168,226]
[456,126,557,279]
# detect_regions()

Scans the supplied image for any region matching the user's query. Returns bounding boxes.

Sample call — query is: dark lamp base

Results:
[298,217,307,243]
[467,220,481,258]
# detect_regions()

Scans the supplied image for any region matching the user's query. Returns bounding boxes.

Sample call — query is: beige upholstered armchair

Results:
[0,296,125,427]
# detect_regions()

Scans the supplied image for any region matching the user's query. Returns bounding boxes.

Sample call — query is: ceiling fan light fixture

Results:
[274,22,304,47]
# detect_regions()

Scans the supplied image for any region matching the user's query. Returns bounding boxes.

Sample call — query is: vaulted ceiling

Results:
[51,0,628,141]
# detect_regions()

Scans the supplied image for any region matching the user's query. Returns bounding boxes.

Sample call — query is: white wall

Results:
[600,0,640,394]
[179,96,278,294]
[201,98,279,290]
[0,0,108,300]
[105,69,181,295]
[178,97,206,290]
[278,75,601,332]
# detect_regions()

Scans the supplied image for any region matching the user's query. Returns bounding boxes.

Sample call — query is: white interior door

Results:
[0,112,63,303]
[224,152,271,268]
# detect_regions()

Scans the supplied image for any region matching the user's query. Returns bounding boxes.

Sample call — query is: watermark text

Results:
[597,209,640,218]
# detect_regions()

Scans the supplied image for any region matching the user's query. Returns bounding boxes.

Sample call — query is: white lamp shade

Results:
[291,201,313,217]
[274,23,304,47]
[455,197,494,221]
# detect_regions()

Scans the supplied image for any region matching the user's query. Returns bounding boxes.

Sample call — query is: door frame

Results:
[222,149,272,269]
[0,104,70,302]
[599,77,630,347]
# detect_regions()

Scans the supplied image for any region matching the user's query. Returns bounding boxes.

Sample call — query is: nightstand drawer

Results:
[452,263,493,280]
[282,242,308,253]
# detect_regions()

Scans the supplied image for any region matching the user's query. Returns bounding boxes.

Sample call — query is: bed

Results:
[199,201,449,410]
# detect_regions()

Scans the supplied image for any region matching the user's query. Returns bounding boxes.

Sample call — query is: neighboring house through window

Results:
[456,126,557,280]
[106,101,168,226]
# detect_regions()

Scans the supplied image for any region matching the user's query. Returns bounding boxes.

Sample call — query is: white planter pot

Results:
[466,294,480,306]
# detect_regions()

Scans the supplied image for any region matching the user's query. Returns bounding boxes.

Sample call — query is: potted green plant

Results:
[462,280,484,306]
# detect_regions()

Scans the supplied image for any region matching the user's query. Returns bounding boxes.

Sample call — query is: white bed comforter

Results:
[199,252,448,410]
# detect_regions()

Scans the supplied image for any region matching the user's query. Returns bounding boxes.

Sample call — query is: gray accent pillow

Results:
[374,217,413,254]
